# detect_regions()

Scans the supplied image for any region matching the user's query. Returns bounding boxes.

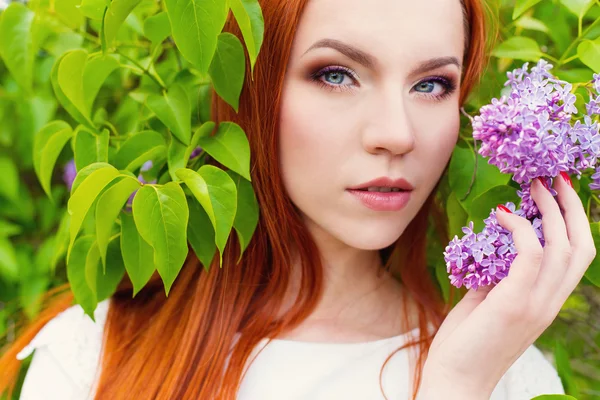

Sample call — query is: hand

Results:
[418,173,596,399]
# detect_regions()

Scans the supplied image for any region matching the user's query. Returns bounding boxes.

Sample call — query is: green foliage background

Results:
[0,0,598,398]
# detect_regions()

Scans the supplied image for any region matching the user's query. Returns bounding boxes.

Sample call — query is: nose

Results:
[362,89,415,157]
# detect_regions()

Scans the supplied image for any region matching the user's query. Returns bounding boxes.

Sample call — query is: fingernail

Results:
[537,177,550,191]
[559,171,573,188]
[497,204,512,214]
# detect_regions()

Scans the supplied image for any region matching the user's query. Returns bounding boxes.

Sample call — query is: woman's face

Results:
[279,0,465,250]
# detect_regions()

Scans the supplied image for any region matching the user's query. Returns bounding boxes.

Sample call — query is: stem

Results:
[558,16,600,65]
[116,50,166,90]
[562,55,579,65]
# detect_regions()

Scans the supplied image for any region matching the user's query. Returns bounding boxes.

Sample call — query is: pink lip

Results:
[348,176,415,191]
[347,189,412,211]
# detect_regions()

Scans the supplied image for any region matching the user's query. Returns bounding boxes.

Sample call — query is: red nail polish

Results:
[560,171,573,188]
[497,204,512,214]
[537,177,550,191]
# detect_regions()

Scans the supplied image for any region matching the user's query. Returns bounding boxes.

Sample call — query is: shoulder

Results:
[491,344,565,400]
[17,299,110,400]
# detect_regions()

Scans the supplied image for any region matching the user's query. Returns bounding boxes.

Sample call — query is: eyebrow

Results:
[302,38,461,76]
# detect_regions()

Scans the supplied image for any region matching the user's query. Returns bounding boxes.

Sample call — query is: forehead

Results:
[291,0,465,70]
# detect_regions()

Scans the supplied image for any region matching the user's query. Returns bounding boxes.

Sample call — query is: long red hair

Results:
[0,0,492,398]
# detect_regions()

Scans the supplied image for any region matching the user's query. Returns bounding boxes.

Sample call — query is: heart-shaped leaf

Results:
[227,171,258,259]
[209,33,245,112]
[0,3,35,92]
[113,130,167,171]
[74,127,110,171]
[33,121,74,200]
[176,166,236,266]
[146,84,191,145]
[229,0,264,73]
[197,122,251,181]
[120,211,156,296]
[102,0,143,51]
[187,198,216,271]
[492,36,543,61]
[132,182,189,295]
[51,50,119,129]
[96,175,141,269]
[164,0,229,74]
[577,39,600,73]
[67,235,98,319]
[67,164,120,261]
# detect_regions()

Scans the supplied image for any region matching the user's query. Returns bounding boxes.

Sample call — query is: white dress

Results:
[16,299,566,400]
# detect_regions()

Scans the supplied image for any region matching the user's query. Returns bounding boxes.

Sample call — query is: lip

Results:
[348,176,415,191]
[347,189,412,211]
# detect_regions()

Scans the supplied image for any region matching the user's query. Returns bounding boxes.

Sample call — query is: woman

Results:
[0,0,593,398]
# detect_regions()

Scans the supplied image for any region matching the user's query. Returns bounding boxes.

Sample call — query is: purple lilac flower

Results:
[444,203,544,290]
[444,60,600,290]
[190,146,203,159]
[63,159,77,191]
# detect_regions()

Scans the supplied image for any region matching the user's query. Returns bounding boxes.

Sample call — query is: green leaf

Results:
[143,11,171,45]
[71,162,114,195]
[585,222,600,287]
[55,0,85,29]
[176,166,236,266]
[577,39,600,73]
[492,36,543,61]
[51,50,119,129]
[103,0,143,49]
[120,211,156,296]
[560,0,593,18]
[227,171,258,259]
[33,121,74,199]
[74,127,110,171]
[209,33,245,112]
[50,213,70,273]
[514,16,549,34]
[512,0,542,20]
[530,395,578,399]
[187,198,216,271]
[554,339,580,398]
[166,121,213,181]
[468,186,520,232]
[95,175,141,270]
[67,165,120,261]
[164,0,229,73]
[448,145,510,209]
[97,237,126,300]
[67,235,98,319]
[132,183,189,295]
[0,219,23,237]
[113,130,167,171]
[79,0,110,20]
[197,122,251,181]
[0,157,19,202]
[434,261,450,303]
[147,84,191,145]
[0,238,19,282]
[229,0,264,73]
[446,191,467,239]
[0,3,35,92]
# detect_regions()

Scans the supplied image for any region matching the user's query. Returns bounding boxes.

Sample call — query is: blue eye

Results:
[415,81,436,93]
[310,66,358,92]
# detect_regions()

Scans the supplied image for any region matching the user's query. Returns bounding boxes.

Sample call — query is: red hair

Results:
[0,0,492,398]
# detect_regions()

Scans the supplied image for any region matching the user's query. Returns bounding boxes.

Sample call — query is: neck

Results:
[279,219,410,342]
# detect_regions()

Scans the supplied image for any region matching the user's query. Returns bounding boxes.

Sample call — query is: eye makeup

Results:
[308,64,458,101]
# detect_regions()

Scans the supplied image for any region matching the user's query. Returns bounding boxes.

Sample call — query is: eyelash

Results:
[309,65,457,101]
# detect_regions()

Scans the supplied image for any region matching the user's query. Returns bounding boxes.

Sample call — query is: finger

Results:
[494,208,543,295]
[550,172,597,307]
[529,177,571,298]
[433,285,493,342]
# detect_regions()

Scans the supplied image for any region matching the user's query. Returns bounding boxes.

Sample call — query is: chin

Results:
[331,222,406,250]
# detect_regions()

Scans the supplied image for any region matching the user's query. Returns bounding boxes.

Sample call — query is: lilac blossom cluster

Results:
[444,60,600,290]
